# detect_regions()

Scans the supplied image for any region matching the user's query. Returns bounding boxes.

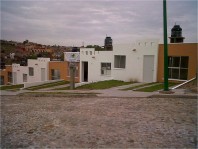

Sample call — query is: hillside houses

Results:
[0,39,197,86]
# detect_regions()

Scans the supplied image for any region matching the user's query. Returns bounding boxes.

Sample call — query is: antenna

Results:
[175,22,176,25]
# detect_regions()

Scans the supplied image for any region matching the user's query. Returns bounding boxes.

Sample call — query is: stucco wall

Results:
[27,58,50,83]
[49,61,80,83]
[80,39,159,83]
[12,64,28,84]
[0,65,12,85]
[157,43,198,82]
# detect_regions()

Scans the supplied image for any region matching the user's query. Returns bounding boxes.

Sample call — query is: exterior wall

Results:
[12,58,50,85]
[80,48,113,82]
[112,39,159,82]
[27,58,50,83]
[0,65,12,85]
[12,64,28,84]
[80,39,159,83]
[48,61,80,83]
[157,43,197,82]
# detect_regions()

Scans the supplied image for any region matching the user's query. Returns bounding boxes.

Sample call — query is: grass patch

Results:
[123,82,157,90]
[25,80,69,91]
[136,82,178,92]
[0,84,24,90]
[76,80,132,90]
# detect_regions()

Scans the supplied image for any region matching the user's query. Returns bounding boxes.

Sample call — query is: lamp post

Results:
[69,62,75,90]
[163,0,169,91]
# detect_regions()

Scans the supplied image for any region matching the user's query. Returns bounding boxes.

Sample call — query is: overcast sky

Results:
[1,0,197,46]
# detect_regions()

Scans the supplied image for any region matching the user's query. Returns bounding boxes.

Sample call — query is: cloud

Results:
[1,0,197,46]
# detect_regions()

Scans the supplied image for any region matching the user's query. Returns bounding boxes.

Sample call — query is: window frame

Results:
[168,56,189,80]
[101,62,111,76]
[51,69,60,80]
[114,55,126,69]
[29,67,34,76]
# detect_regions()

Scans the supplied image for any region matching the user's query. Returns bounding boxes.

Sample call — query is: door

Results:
[143,55,154,82]
[13,72,17,84]
[82,62,88,82]
[41,68,45,81]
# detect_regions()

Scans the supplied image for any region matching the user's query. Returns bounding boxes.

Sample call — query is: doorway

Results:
[41,68,45,81]
[82,62,88,82]
[143,55,154,82]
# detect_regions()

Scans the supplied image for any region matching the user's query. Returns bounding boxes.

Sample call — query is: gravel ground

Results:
[1,96,197,148]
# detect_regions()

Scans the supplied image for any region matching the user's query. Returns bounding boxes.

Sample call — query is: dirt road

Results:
[1,96,197,148]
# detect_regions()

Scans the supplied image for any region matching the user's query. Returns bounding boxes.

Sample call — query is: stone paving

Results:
[1,96,197,148]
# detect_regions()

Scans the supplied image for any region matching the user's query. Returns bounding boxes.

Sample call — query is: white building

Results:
[80,39,159,83]
[12,64,28,84]
[27,58,50,83]
[12,58,50,85]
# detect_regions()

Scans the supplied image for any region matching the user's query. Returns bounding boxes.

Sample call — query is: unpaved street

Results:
[1,96,197,148]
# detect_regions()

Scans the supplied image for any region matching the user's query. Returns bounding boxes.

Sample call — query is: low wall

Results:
[24,79,64,88]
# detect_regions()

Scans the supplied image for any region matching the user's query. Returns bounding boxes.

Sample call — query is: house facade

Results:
[0,65,12,85]
[80,39,159,83]
[48,61,80,82]
[12,58,50,85]
[157,43,197,82]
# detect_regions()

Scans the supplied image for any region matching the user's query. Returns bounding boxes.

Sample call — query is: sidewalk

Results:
[0,83,197,98]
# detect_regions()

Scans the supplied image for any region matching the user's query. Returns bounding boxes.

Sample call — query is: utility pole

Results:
[163,0,169,91]
[69,62,75,90]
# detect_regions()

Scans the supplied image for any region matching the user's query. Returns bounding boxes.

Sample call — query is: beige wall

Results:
[49,61,80,82]
[157,43,197,82]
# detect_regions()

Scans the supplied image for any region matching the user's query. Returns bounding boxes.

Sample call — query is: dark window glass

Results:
[180,69,188,80]
[180,57,189,68]
[172,57,180,67]
[114,55,126,68]
[171,69,179,79]
[168,68,172,78]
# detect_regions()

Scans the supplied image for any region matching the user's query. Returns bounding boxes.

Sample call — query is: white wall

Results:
[12,58,50,85]
[80,48,113,82]
[80,39,159,83]
[27,58,50,83]
[12,64,28,84]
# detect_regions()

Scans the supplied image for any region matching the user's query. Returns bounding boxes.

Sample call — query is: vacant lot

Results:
[1,96,197,148]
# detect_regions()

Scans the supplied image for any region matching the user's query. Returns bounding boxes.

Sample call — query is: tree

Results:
[86,45,104,51]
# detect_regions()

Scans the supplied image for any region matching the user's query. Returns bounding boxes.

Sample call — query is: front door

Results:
[13,72,17,84]
[82,62,88,82]
[143,55,154,82]
[41,68,45,81]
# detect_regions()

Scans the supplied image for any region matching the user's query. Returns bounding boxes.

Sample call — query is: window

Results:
[101,63,111,75]
[90,51,92,55]
[67,63,79,77]
[29,67,34,76]
[0,76,4,85]
[23,74,27,82]
[168,56,189,80]
[51,69,60,80]
[8,72,12,83]
[114,55,126,68]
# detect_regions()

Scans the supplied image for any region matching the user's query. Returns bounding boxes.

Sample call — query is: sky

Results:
[1,0,197,46]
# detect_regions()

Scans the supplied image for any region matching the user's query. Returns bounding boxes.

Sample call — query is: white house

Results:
[12,58,50,85]
[27,58,50,83]
[12,64,28,84]
[80,39,159,83]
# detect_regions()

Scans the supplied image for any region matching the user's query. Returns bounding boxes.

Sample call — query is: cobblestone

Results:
[1,96,197,148]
